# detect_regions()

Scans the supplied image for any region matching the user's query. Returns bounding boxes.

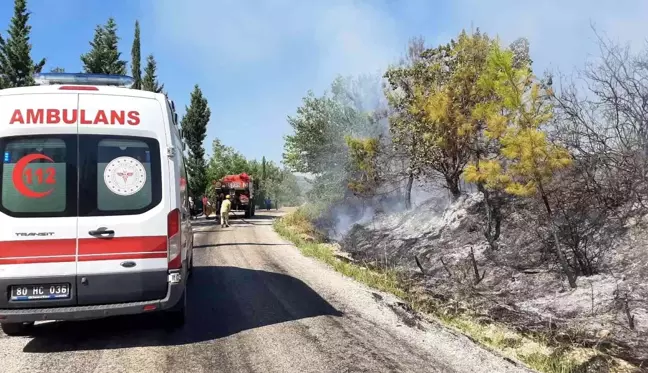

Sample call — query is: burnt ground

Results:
[335,193,648,369]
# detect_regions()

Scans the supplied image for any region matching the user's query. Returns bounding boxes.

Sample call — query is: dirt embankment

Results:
[333,193,647,370]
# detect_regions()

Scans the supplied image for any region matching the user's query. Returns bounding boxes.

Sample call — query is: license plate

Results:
[10,283,71,301]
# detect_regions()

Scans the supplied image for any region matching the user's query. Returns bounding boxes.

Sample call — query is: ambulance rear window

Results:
[0,136,76,217]
[97,139,154,211]
[78,135,162,217]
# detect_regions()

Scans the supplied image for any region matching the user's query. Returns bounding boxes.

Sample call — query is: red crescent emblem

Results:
[12,153,55,198]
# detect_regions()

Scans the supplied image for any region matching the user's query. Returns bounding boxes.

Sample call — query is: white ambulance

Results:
[0,73,194,335]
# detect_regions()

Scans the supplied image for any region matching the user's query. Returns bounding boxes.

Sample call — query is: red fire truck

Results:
[213,173,256,218]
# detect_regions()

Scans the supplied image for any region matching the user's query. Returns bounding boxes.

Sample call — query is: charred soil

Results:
[329,193,648,372]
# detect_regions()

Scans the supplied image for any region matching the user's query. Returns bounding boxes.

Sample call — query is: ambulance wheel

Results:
[165,289,186,329]
[244,206,251,218]
[1,322,34,336]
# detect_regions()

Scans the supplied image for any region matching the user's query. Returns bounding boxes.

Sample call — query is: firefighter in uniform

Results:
[221,195,232,228]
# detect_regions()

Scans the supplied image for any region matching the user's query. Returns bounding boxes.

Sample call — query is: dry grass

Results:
[273,207,641,373]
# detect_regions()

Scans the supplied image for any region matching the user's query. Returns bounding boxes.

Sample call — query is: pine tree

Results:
[130,20,141,89]
[0,34,9,89]
[0,0,46,87]
[182,85,211,197]
[463,46,576,287]
[80,17,126,74]
[101,17,126,75]
[142,54,164,93]
[80,24,105,74]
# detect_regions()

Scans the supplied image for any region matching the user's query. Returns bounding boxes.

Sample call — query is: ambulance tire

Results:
[165,289,186,329]
[1,322,34,336]
[244,205,251,218]
[251,204,256,217]
[187,251,194,279]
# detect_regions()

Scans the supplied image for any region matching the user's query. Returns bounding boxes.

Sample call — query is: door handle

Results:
[89,228,115,236]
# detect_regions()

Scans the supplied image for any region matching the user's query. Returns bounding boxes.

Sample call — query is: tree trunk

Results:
[405,172,414,209]
[478,183,501,250]
[539,184,577,288]
[447,176,461,200]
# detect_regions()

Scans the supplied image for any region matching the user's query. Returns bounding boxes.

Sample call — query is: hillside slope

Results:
[339,193,648,367]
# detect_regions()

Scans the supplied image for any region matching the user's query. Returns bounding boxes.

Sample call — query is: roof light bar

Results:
[34,73,135,88]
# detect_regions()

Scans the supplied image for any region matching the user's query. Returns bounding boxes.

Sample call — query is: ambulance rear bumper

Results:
[0,280,184,323]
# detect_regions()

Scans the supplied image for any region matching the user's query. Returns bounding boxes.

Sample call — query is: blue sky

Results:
[1,0,647,166]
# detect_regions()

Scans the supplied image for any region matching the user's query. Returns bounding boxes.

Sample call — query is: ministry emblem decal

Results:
[104,156,147,196]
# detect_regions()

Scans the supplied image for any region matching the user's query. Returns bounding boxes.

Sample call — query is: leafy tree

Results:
[207,138,302,206]
[207,138,250,182]
[284,75,386,205]
[431,31,505,248]
[384,36,429,208]
[387,31,519,249]
[509,37,532,71]
[130,20,141,89]
[463,46,576,287]
[283,91,348,204]
[390,31,494,199]
[264,169,303,207]
[142,54,164,93]
[182,85,211,198]
[283,91,346,175]
[345,136,382,197]
[0,0,46,88]
[280,171,304,206]
[80,17,127,75]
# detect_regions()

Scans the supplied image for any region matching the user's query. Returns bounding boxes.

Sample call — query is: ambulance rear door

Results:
[75,90,171,306]
[0,91,79,309]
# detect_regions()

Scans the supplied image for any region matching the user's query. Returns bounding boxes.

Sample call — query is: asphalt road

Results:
[0,211,533,373]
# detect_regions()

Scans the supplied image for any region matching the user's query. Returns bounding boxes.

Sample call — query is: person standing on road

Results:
[220,195,232,228]
[216,193,224,225]
[202,195,209,217]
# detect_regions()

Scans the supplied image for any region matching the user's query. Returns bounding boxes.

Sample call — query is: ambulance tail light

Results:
[167,208,182,270]
[33,72,135,88]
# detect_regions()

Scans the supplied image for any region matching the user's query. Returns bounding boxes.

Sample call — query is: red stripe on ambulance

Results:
[0,239,75,258]
[0,236,167,264]
[77,236,167,255]
[78,252,167,261]
[0,256,76,265]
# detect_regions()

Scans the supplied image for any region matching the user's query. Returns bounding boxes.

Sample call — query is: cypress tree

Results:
[142,54,164,93]
[130,20,141,88]
[0,0,46,87]
[182,85,211,197]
